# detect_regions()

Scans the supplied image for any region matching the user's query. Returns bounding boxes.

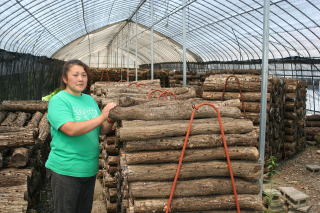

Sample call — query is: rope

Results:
[165,103,241,213]
[222,75,246,116]
[158,90,177,100]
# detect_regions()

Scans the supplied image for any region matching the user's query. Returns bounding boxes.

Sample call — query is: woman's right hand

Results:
[101,102,117,120]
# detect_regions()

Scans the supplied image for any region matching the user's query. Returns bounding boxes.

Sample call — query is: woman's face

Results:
[63,65,88,94]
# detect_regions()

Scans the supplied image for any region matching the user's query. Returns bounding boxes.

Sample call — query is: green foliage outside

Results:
[41,88,61,101]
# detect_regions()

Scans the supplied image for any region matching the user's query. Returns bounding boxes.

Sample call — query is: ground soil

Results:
[270,145,320,213]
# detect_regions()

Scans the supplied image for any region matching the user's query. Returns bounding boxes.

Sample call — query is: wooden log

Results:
[105,144,119,155]
[242,102,270,113]
[305,127,320,136]
[129,178,259,198]
[306,121,320,127]
[132,195,263,212]
[107,188,118,203]
[103,173,117,188]
[124,161,261,181]
[0,111,7,123]
[26,112,43,128]
[107,156,120,166]
[0,127,37,147]
[1,112,17,126]
[118,118,253,141]
[12,112,31,127]
[0,168,31,213]
[38,112,50,142]
[9,148,29,168]
[202,91,270,102]
[306,114,320,121]
[122,147,259,164]
[106,200,117,213]
[109,104,241,121]
[0,100,48,111]
[123,131,258,152]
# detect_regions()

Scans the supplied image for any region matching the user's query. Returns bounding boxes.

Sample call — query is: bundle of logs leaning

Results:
[0,100,51,212]
[202,70,307,160]
[305,114,320,145]
[107,98,263,212]
[283,79,307,158]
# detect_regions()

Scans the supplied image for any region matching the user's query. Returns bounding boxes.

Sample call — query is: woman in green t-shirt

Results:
[45,60,116,213]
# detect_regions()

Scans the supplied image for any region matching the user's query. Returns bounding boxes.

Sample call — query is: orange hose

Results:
[165,103,241,213]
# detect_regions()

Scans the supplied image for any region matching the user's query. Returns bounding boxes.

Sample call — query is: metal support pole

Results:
[182,0,187,87]
[150,0,154,80]
[127,24,130,82]
[259,0,271,197]
[135,12,138,81]
[116,36,119,68]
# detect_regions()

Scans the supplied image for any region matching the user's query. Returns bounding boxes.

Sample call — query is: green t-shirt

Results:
[45,90,101,177]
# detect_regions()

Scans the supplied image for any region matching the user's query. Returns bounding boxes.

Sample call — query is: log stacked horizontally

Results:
[305,114,320,145]
[168,70,207,87]
[109,98,263,213]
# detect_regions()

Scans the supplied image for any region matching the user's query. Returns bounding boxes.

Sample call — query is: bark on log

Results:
[106,200,117,213]
[122,147,259,164]
[1,112,17,126]
[206,69,261,75]
[0,111,7,123]
[123,131,258,152]
[0,152,3,168]
[12,112,31,127]
[104,144,119,155]
[107,188,118,203]
[306,121,320,127]
[118,118,253,141]
[0,127,37,147]
[109,104,241,121]
[26,112,43,128]
[38,112,50,142]
[124,161,261,181]
[107,156,120,166]
[305,127,320,135]
[0,100,48,111]
[129,178,259,198]
[131,195,263,212]
[202,91,270,102]
[9,148,29,168]
[306,114,320,121]
[242,102,270,113]
[103,173,117,188]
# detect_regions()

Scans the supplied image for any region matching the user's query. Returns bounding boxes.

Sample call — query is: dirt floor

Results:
[270,145,320,213]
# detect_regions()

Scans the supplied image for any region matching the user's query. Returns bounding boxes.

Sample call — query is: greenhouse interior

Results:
[0,0,320,212]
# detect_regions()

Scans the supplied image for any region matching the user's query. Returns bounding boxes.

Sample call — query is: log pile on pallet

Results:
[108,98,263,212]
[202,70,307,160]
[169,71,207,87]
[305,114,320,145]
[0,100,51,212]
[89,68,170,87]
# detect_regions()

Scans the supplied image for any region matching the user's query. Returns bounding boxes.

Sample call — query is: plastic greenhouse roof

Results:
[0,0,319,67]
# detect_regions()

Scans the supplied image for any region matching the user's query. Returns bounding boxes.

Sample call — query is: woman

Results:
[45,60,116,213]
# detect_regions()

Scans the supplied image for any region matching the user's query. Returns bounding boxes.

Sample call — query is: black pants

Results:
[47,169,96,213]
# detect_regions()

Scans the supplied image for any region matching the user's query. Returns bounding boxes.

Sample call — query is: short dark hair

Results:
[60,60,89,89]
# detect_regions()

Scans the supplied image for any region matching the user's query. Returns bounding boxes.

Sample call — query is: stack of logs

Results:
[0,100,51,212]
[89,68,170,87]
[92,80,201,212]
[202,70,307,160]
[108,98,263,212]
[169,71,207,87]
[283,79,307,157]
[305,114,320,145]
